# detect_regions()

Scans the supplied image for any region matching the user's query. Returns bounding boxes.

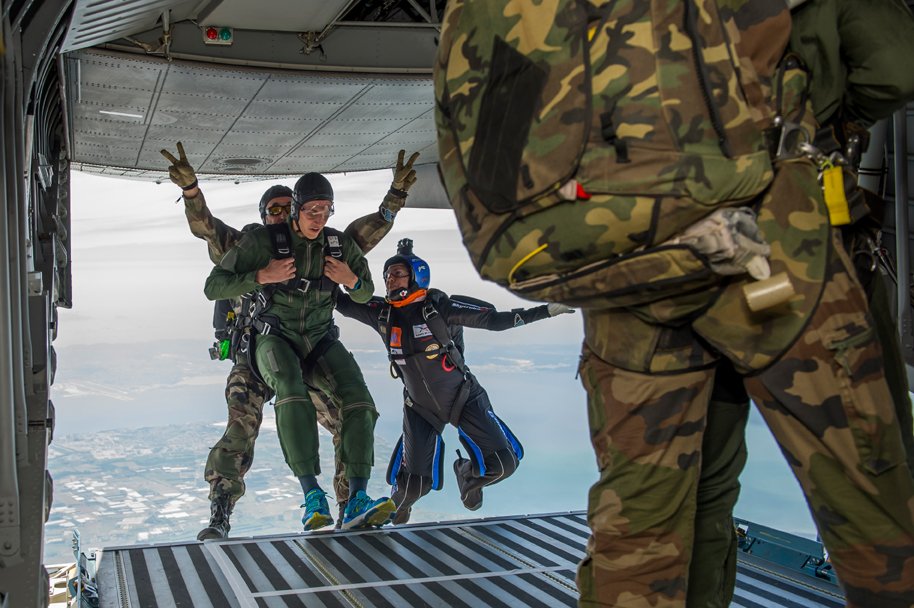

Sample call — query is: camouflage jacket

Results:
[204,217,375,352]
[183,188,407,263]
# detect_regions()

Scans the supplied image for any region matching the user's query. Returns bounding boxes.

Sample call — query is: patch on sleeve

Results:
[266,348,280,373]
[236,232,257,251]
[220,248,238,270]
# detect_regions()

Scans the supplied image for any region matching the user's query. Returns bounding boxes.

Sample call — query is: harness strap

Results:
[300,328,339,389]
[404,391,446,435]
[447,376,474,428]
[265,223,343,296]
[423,297,467,375]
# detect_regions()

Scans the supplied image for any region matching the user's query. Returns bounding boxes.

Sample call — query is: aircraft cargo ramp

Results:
[93,511,844,608]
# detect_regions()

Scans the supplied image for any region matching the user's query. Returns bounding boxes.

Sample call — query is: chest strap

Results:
[265,223,341,296]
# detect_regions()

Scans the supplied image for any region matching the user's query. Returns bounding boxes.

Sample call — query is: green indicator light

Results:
[220,28,232,41]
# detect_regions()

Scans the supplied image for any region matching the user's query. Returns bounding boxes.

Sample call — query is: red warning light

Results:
[206,28,218,40]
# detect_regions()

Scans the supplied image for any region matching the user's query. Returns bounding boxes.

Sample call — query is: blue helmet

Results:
[384,238,429,301]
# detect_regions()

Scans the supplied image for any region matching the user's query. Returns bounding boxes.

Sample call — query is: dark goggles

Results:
[266,204,291,216]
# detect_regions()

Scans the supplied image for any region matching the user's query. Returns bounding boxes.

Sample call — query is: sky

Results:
[53,168,822,540]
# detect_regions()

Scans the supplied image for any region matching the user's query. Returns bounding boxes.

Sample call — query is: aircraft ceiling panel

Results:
[161,68,269,101]
[66,50,439,181]
[143,121,231,142]
[78,63,163,94]
[241,99,343,123]
[267,158,351,174]
[219,129,306,148]
[61,0,195,53]
[255,79,372,104]
[153,94,253,124]
[198,0,352,34]
[335,102,435,121]
[356,83,435,104]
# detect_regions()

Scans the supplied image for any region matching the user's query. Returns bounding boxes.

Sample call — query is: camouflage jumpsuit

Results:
[184,190,404,505]
[575,145,914,608]
[682,2,914,605]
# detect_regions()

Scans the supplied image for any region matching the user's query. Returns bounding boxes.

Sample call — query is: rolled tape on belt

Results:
[743,271,795,312]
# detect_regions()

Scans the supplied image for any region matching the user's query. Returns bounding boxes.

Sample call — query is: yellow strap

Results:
[508,244,548,285]
[822,166,850,226]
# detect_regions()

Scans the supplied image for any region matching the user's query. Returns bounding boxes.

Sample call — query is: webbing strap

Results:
[423,297,467,375]
[448,377,474,428]
[405,391,446,435]
[300,329,338,389]
[265,223,342,296]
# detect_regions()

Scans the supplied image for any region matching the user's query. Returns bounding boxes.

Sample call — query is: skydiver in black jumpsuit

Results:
[336,239,574,524]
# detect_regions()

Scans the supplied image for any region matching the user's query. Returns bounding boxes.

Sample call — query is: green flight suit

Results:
[187,190,404,504]
[205,218,378,479]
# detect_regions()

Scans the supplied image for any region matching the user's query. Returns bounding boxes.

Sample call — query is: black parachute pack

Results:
[376,290,489,433]
[209,222,262,362]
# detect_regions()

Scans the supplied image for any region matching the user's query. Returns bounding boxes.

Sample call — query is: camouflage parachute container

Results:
[434,0,790,310]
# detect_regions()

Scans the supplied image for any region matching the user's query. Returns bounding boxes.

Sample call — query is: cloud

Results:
[55,381,133,401]
[472,357,574,373]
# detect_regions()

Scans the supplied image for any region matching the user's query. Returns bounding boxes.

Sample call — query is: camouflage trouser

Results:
[204,361,350,505]
[684,264,914,607]
[578,256,914,607]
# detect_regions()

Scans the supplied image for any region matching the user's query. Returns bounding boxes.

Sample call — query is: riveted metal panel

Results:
[65,49,438,181]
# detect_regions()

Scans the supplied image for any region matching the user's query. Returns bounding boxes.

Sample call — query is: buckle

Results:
[297,278,312,294]
[765,117,810,161]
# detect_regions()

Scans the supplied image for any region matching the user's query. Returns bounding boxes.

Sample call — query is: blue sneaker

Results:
[341,491,395,530]
[301,489,333,531]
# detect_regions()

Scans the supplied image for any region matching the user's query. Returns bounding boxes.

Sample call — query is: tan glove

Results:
[160,142,198,190]
[666,207,771,280]
[547,303,575,316]
[390,149,420,196]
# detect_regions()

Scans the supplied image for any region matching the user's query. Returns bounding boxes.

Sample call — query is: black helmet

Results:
[258,185,293,223]
[292,173,334,217]
[384,238,430,302]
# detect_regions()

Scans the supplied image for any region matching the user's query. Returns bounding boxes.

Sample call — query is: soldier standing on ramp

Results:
[685,1,914,605]
[162,143,419,536]
[432,1,914,606]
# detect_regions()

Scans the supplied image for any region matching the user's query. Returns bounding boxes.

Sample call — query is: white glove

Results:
[547,303,575,316]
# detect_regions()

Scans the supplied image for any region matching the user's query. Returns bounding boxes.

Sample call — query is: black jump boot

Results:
[197,495,233,540]
[453,452,483,511]
[392,506,412,525]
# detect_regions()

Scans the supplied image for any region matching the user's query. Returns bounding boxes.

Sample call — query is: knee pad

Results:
[386,434,445,491]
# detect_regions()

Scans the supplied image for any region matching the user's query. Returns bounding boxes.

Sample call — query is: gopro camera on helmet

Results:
[384,237,430,302]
